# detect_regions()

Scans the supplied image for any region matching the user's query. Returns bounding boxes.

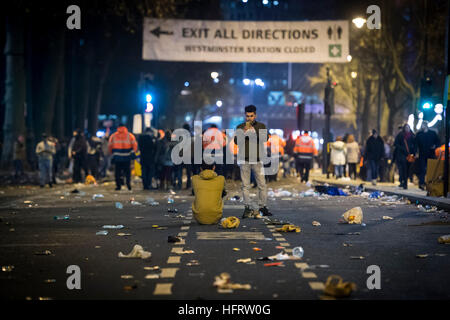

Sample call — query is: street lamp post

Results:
[322,67,332,175]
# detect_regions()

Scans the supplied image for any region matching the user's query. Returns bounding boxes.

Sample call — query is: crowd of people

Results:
[326,122,442,190]
[9,116,445,194]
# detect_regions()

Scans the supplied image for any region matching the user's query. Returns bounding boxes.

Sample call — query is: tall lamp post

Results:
[322,67,334,174]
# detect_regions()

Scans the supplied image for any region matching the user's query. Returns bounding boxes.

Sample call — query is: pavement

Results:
[310,170,450,211]
[1,176,450,301]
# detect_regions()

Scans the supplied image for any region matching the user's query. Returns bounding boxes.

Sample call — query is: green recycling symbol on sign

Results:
[329,44,342,58]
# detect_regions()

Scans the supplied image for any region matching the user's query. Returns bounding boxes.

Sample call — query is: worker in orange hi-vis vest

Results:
[293,132,318,183]
[267,133,286,156]
[266,133,286,182]
[435,144,450,160]
[202,124,226,175]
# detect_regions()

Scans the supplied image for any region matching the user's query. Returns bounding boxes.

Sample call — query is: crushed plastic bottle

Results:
[102,225,124,229]
[115,202,123,209]
[54,215,70,220]
[146,197,159,206]
[92,194,104,200]
[96,231,108,236]
[167,197,174,204]
[292,246,304,258]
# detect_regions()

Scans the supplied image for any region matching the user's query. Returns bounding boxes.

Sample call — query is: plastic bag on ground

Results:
[342,207,363,224]
[323,275,356,298]
[221,216,240,228]
[118,244,151,259]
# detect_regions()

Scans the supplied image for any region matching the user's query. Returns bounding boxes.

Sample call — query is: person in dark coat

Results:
[138,127,158,190]
[364,129,385,185]
[415,121,440,190]
[394,124,416,189]
[71,131,88,183]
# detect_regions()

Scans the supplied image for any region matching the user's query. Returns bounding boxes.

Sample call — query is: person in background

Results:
[415,121,440,190]
[35,133,56,188]
[86,133,102,180]
[156,129,176,190]
[293,131,317,183]
[13,135,26,179]
[139,127,158,190]
[364,129,385,185]
[100,132,111,178]
[330,136,347,179]
[71,130,88,183]
[108,125,138,191]
[394,124,416,190]
[192,163,226,225]
[182,123,194,189]
[345,134,360,180]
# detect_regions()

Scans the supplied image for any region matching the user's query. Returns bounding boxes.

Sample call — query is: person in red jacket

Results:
[108,125,138,190]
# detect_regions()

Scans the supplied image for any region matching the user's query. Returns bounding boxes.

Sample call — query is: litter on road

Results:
[34,250,52,255]
[342,207,363,224]
[213,273,251,291]
[438,235,450,244]
[118,244,151,260]
[54,215,70,220]
[323,275,356,298]
[221,216,240,229]
[276,224,301,233]
[312,221,321,226]
[115,202,123,209]
[168,236,182,243]
[92,194,104,200]
[96,231,108,236]
[103,225,124,229]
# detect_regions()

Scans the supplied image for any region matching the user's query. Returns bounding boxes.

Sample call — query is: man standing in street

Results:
[293,131,318,183]
[415,121,440,190]
[235,105,272,218]
[138,127,158,190]
[35,133,56,188]
[364,129,385,185]
[108,125,138,191]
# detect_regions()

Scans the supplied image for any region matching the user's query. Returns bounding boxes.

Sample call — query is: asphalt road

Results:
[1,177,450,301]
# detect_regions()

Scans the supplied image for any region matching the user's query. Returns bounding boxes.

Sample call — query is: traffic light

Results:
[419,77,433,112]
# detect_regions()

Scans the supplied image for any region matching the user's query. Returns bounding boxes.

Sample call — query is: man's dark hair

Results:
[210,124,218,129]
[201,162,215,170]
[245,105,257,113]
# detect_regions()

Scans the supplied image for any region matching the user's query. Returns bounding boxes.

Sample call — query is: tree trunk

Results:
[77,44,94,131]
[89,39,117,134]
[1,15,26,168]
[36,28,65,136]
[54,62,65,139]
[360,78,372,142]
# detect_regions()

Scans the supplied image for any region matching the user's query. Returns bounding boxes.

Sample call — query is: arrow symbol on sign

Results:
[150,26,174,38]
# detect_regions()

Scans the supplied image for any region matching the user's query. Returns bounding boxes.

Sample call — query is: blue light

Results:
[243,78,250,85]
[213,78,219,84]
[184,81,189,87]
[273,0,279,5]
[146,94,152,103]
[422,102,432,109]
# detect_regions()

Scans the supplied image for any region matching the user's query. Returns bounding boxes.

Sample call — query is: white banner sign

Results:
[143,18,349,63]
